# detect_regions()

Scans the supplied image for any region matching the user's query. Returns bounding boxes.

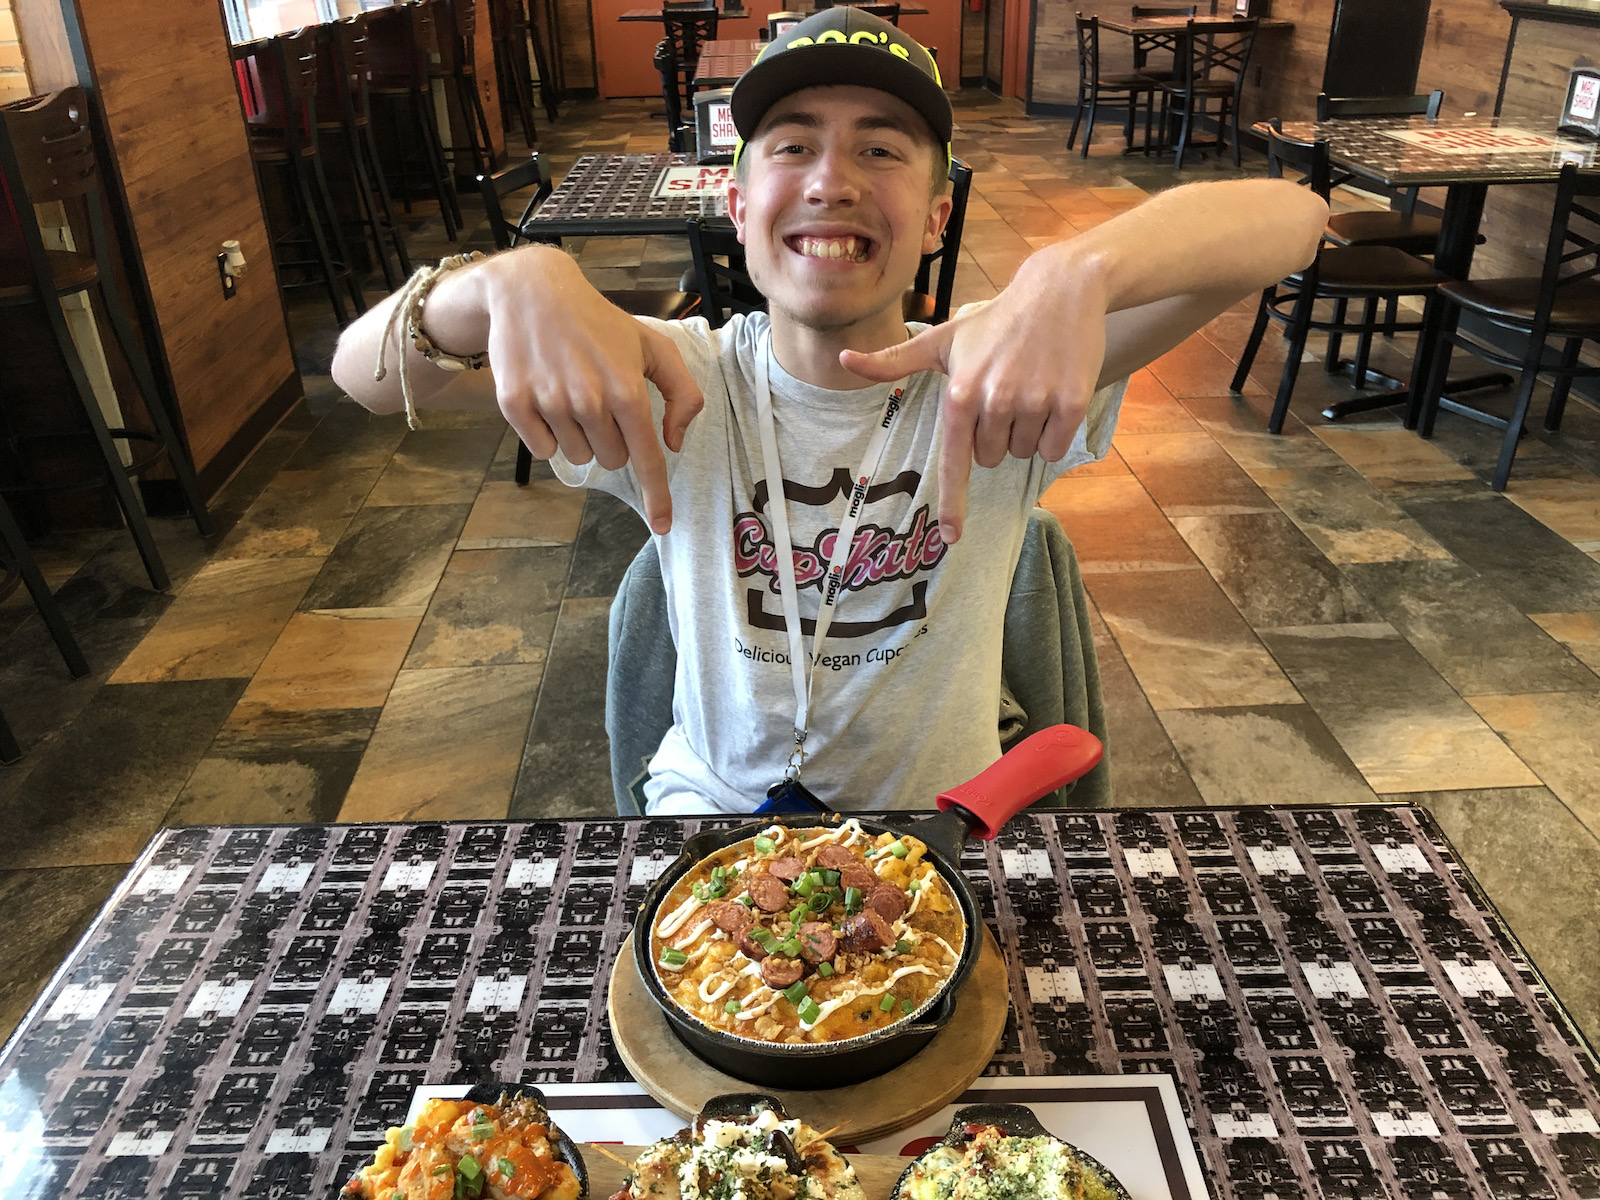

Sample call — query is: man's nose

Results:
[803,149,861,204]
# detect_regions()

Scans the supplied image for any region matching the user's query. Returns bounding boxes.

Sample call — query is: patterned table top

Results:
[1096,14,1294,33]
[523,153,731,236]
[695,38,762,86]
[2,807,1597,1199]
[1273,117,1600,189]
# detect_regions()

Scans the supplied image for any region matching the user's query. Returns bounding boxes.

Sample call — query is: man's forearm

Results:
[1013,178,1328,316]
[329,244,579,415]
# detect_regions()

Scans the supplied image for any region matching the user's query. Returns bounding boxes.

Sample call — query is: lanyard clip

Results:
[786,729,808,779]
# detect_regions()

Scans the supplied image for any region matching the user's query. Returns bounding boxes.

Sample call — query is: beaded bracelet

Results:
[374,251,489,429]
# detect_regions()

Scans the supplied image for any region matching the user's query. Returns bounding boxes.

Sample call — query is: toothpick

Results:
[586,1143,635,1169]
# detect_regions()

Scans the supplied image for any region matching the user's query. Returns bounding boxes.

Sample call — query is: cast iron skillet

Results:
[336,1082,590,1199]
[632,724,1104,1088]
[890,1103,1131,1200]
[612,1093,841,1196]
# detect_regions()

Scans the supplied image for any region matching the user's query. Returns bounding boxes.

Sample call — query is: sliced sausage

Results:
[760,955,805,990]
[866,884,908,924]
[736,931,769,960]
[746,873,790,913]
[839,909,894,954]
[705,899,754,934]
[796,922,837,964]
[768,856,805,883]
[816,844,862,870]
[839,863,878,894]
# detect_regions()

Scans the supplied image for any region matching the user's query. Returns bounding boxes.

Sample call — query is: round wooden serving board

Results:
[607,928,1009,1143]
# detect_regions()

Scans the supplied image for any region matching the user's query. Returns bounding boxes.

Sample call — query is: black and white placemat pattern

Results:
[1,808,1596,1199]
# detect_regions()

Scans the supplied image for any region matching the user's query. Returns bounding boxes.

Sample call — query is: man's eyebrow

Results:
[761,110,823,132]
[854,113,922,139]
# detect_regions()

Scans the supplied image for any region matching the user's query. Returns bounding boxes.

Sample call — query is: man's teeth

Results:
[797,237,868,262]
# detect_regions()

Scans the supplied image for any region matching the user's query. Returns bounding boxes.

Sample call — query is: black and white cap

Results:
[730,8,952,150]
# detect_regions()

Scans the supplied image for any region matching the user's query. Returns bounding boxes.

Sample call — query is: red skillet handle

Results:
[935,724,1104,840]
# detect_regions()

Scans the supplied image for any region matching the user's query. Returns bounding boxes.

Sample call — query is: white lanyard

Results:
[752,338,906,779]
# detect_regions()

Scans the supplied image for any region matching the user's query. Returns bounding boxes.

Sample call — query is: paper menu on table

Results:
[407,1075,1208,1200]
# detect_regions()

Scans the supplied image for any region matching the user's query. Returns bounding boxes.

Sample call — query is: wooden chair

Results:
[662,5,719,113]
[248,28,367,326]
[1067,14,1159,158]
[906,158,974,325]
[1411,162,1600,491]
[316,15,413,292]
[1229,122,1448,434]
[477,157,699,483]
[1129,4,1196,84]
[1157,17,1257,168]
[429,0,498,182]
[0,88,213,591]
[366,2,464,238]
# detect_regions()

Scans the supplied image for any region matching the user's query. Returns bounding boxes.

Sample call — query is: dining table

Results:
[695,37,763,88]
[1,805,1597,1198]
[1274,115,1600,423]
[521,152,732,238]
[619,2,928,20]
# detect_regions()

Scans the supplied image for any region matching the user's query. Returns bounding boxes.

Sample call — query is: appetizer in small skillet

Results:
[650,822,965,1044]
[608,1095,864,1200]
[344,1091,583,1200]
[892,1105,1129,1200]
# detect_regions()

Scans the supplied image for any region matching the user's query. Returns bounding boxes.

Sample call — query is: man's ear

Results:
[727,177,748,245]
[923,191,954,256]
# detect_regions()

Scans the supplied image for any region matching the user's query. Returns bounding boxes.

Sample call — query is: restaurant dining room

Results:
[3,0,1600,1196]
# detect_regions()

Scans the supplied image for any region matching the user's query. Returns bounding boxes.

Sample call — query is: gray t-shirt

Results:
[554,313,1123,815]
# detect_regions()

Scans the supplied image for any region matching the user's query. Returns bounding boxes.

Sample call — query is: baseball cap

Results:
[730,8,952,158]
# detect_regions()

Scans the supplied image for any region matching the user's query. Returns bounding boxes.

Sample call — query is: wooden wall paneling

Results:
[66,0,298,486]
[562,0,597,90]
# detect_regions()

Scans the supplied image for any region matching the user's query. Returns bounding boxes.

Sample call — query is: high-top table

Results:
[695,37,763,87]
[1273,115,1600,424]
[2,806,1597,1198]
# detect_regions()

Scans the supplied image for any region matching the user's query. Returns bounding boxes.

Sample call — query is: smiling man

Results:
[332,9,1327,815]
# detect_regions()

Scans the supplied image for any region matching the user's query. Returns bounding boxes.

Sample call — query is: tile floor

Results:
[3,93,1598,1059]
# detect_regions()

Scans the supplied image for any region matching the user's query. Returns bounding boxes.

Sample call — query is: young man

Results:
[332,9,1327,815]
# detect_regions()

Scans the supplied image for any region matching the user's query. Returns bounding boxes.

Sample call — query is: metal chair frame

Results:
[1157,17,1258,169]
[1067,14,1159,158]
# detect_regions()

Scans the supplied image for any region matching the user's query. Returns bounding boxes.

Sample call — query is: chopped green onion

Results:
[726,865,739,880]
[755,836,775,854]
[497,1158,516,1179]
[894,939,912,955]
[844,887,863,914]
[789,905,807,928]
[902,998,915,1014]
[752,928,776,949]
[660,948,688,967]
[879,993,896,1012]
[712,865,727,883]
[808,891,833,911]
[798,998,822,1024]
[471,1120,493,1141]
[458,1155,483,1179]
[739,894,755,907]
[821,869,841,886]
[397,1126,414,1152]
[817,961,835,978]
[434,1164,452,1178]
[795,874,818,897]
[725,999,742,1014]
[779,938,801,957]
[784,980,809,1005]
[692,882,709,901]
[908,879,922,892]
[888,840,909,859]
[708,881,727,899]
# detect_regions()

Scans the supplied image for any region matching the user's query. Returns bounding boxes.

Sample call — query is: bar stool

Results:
[316,15,413,291]
[0,88,213,593]
[430,0,498,181]
[247,28,367,326]
[489,0,538,148]
[366,1,464,239]
[1,488,90,681]
[662,4,719,114]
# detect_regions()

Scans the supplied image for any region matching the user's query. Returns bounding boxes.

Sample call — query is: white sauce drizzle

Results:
[905,868,938,917]
[659,941,713,972]
[673,918,714,950]
[732,987,782,1020]
[800,964,938,1030]
[931,934,960,961]
[657,893,704,938]
[796,819,864,851]
[698,971,737,1004]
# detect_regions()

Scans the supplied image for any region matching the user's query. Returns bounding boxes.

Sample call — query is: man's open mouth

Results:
[787,235,873,263]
